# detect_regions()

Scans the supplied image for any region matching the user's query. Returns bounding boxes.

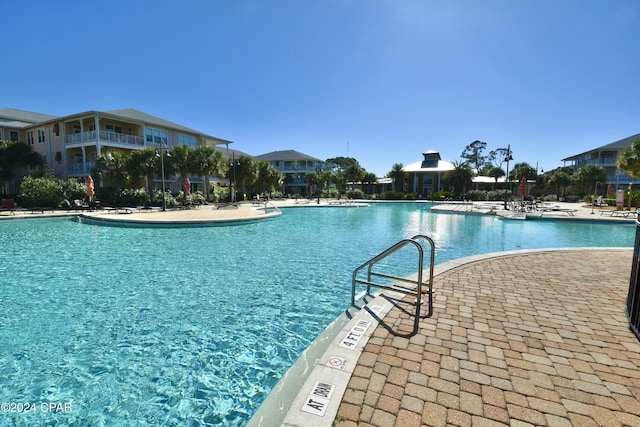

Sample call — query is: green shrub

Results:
[430,190,453,200]
[152,189,176,207]
[487,190,507,201]
[119,188,150,206]
[18,176,65,208]
[379,191,405,200]
[63,178,90,201]
[346,188,365,199]
[464,190,488,201]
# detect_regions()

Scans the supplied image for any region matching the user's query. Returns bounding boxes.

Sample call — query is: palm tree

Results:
[546,168,573,199]
[362,172,378,194]
[617,139,640,178]
[509,162,536,181]
[388,163,406,192]
[230,155,257,198]
[442,161,475,196]
[191,146,224,201]
[127,148,158,201]
[345,163,365,193]
[92,150,129,189]
[577,164,606,195]
[168,144,192,194]
[254,160,283,196]
[487,167,505,183]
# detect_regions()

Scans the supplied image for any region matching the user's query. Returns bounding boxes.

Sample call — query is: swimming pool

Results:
[0,203,634,426]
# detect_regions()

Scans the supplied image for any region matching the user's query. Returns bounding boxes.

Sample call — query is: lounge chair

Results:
[0,198,15,215]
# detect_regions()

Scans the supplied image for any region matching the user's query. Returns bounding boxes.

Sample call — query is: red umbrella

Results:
[185,178,191,196]
[606,184,614,197]
[518,177,527,198]
[86,176,95,198]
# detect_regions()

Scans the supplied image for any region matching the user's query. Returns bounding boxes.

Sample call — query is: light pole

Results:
[316,167,321,204]
[591,181,601,214]
[230,152,238,203]
[158,138,167,211]
[503,145,513,210]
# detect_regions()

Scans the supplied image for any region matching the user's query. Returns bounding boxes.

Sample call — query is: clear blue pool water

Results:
[0,202,634,426]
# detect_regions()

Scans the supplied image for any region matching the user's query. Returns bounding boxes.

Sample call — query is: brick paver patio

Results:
[335,249,640,427]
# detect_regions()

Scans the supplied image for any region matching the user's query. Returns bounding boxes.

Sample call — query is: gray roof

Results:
[0,108,58,126]
[214,146,254,160]
[254,150,323,162]
[562,133,640,161]
[106,109,232,144]
[403,159,455,173]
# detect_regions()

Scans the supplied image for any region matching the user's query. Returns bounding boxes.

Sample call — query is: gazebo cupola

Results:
[421,150,442,168]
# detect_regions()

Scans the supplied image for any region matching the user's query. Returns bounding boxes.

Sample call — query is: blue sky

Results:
[3,0,639,177]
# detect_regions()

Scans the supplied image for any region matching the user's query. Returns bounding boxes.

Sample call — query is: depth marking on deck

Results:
[301,381,335,416]
[339,319,371,349]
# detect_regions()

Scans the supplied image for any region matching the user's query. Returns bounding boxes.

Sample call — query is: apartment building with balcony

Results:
[254,150,329,196]
[561,133,640,189]
[0,107,232,193]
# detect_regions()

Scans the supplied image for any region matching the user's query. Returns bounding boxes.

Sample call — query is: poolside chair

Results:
[0,198,15,215]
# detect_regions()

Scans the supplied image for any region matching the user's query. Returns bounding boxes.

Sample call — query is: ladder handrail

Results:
[351,234,435,336]
[351,234,435,304]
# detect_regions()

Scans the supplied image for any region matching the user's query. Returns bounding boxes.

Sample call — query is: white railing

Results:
[67,162,95,174]
[66,131,145,146]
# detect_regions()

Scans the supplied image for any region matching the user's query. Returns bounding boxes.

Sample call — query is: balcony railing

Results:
[66,131,145,146]
[67,161,95,174]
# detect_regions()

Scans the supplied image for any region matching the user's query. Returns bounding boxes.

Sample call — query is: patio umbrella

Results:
[606,184,614,197]
[86,175,95,199]
[518,176,527,198]
[185,178,191,196]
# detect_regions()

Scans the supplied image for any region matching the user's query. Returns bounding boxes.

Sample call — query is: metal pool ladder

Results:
[351,234,435,336]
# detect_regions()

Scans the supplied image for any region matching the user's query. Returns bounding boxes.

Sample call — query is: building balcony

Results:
[68,161,95,175]
[66,130,145,147]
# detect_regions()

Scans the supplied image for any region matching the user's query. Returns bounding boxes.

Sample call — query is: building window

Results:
[38,129,45,143]
[146,127,168,144]
[178,134,197,148]
[106,124,123,134]
[9,131,19,141]
[27,131,34,145]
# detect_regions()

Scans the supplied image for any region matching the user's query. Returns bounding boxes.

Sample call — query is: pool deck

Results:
[326,248,640,427]
[3,200,640,426]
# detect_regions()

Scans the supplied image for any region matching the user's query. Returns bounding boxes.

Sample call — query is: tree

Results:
[617,139,640,178]
[387,163,407,192]
[362,172,378,194]
[191,146,224,201]
[488,147,511,168]
[509,162,536,181]
[546,168,574,199]
[442,161,475,195]
[253,160,283,196]
[92,150,129,189]
[127,148,158,201]
[303,171,318,197]
[326,157,357,171]
[460,140,487,171]
[487,167,505,182]
[0,140,44,192]
[576,164,606,194]
[345,163,366,192]
[230,155,257,198]
[168,144,192,194]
